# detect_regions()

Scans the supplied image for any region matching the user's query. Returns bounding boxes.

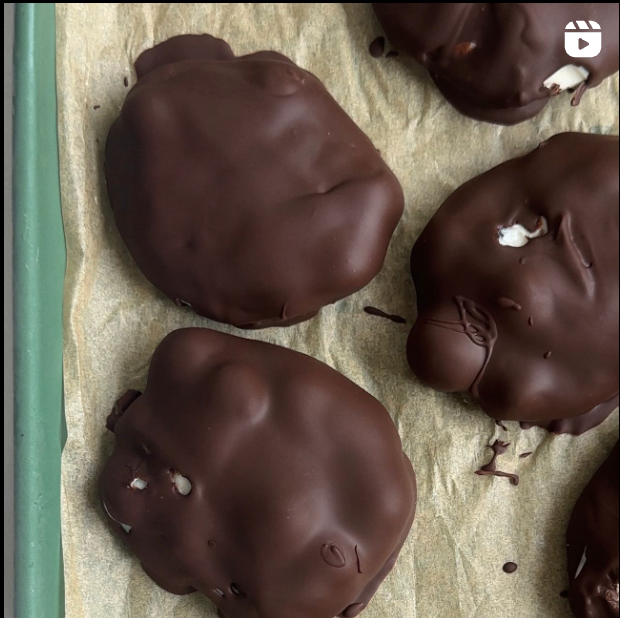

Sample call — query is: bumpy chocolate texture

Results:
[100,328,417,618]
[567,442,619,618]
[372,4,620,125]
[105,35,403,328]
[407,133,619,435]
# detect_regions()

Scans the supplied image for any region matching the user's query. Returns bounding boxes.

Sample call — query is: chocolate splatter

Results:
[93,105,101,110]
[475,440,520,486]
[364,306,406,324]
[520,452,533,459]
[480,440,510,466]
[503,562,518,574]
[369,36,386,58]
[496,420,508,432]
[123,76,129,87]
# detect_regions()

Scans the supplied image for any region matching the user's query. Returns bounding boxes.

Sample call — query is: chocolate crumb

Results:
[503,562,518,574]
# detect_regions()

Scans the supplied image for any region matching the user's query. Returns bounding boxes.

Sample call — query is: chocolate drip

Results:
[364,306,407,324]
[427,296,498,397]
[475,440,520,486]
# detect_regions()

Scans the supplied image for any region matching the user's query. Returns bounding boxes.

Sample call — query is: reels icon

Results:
[565,21,602,58]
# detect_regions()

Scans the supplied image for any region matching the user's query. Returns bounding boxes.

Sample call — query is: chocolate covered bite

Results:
[372,4,620,125]
[105,35,403,328]
[407,133,619,435]
[567,443,619,618]
[100,328,416,618]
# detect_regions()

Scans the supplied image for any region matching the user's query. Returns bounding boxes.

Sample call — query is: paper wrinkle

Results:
[57,4,619,618]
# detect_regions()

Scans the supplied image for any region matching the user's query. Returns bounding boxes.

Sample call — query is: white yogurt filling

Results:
[544,65,589,92]
[172,472,192,496]
[498,218,549,248]
[130,478,148,490]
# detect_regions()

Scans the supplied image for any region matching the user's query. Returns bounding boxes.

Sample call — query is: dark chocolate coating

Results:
[567,442,619,618]
[372,4,620,124]
[407,133,619,434]
[105,35,403,328]
[100,328,416,618]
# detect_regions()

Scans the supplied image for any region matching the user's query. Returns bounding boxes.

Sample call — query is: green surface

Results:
[14,3,66,617]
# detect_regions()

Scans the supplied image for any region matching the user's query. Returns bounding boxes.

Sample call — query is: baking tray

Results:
[13,3,66,617]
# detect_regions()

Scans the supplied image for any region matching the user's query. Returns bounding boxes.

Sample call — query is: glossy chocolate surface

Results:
[373,4,619,124]
[105,35,403,328]
[407,133,619,434]
[567,443,619,618]
[100,328,416,618]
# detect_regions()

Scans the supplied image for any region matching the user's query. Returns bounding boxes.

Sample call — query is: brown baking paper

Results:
[57,4,619,618]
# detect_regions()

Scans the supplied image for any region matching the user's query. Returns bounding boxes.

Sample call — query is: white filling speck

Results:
[498,218,549,248]
[544,65,589,92]
[575,546,588,578]
[103,501,132,533]
[172,472,192,496]
[130,478,148,490]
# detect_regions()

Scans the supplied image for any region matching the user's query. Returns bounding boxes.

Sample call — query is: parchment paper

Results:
[57,4,620,618]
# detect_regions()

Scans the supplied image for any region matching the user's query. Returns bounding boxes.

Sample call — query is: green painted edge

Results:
[14,3,66,617]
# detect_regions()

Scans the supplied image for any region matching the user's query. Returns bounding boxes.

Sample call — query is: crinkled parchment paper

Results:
[57,4,619,618]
